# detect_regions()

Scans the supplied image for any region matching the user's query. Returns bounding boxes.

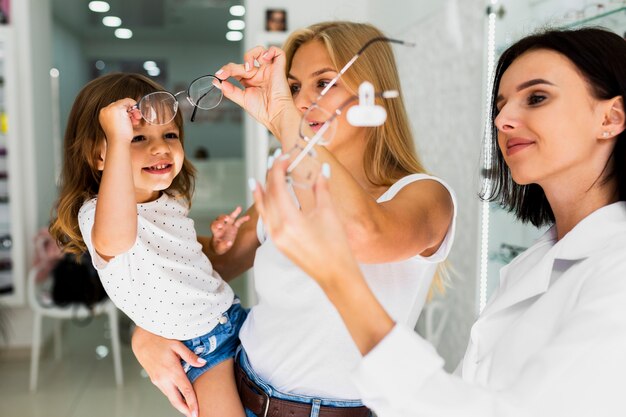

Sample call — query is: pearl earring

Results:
[603,131,611,138]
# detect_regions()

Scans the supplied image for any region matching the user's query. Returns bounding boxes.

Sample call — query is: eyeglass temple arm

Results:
[318,37,415,98]
[189,76,222,123]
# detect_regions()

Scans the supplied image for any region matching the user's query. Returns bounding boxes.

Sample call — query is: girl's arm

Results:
[198,204,260,281]
[91,99,142,260]
[216,48,454,264]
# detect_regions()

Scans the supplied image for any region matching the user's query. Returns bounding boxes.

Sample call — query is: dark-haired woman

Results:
[252,27,626,416]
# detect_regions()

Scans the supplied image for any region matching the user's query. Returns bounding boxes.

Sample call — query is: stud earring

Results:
[603,131,611,138]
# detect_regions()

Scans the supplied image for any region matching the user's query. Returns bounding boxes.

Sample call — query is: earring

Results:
[603,131,612,138]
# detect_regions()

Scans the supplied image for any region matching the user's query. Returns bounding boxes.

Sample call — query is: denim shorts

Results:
[236,347,371,417]
[180,300,248,384]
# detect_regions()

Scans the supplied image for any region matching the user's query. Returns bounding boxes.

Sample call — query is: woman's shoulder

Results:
[378,173,456,205]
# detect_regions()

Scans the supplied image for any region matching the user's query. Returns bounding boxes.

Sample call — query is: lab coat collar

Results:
[483,202,626,318]
[552,201,626,260]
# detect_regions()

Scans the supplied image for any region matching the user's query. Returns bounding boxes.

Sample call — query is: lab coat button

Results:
[219,315,228,325]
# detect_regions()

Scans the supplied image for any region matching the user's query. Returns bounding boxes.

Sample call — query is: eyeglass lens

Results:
[187,75,223,110]
[299,104,338,145]
[137,91,178,125]
[285,144,322,189]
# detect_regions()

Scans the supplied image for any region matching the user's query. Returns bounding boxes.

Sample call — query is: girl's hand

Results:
[98,98,142,145]
[131,326,203,417]
[251,158,360,286]
[215,46,299,138]
[210,206,251,255]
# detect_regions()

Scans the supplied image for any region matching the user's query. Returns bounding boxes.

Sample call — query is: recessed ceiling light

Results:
[226,31,243,41]
[227,20,245,31]
[114,28,133,39]
[229,5,245,17]
[95,60,106,70]
[50,68,60,78]
[147,67,161,77]
[143,61,157,70]
[88,1,110,13]
[102,16,122,27]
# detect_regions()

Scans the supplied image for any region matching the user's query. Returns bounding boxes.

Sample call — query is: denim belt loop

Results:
[311,399,322,417]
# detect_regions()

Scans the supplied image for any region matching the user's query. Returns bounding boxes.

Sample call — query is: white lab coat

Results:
[353,202,626,417]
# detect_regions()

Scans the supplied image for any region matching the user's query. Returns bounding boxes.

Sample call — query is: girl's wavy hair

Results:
[50,73,195,255]
[482,27,626,226]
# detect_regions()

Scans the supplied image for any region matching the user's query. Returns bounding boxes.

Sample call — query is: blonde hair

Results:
[283,21,449,296]
[49,73,196,256]
[283,21,427,185]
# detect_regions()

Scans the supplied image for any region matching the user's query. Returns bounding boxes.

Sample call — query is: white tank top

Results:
[239,174,457,399]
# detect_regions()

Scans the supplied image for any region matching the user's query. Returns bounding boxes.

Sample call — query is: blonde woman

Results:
[132,21,456,417]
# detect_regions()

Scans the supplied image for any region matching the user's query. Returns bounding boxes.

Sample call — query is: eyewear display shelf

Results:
[0,24,25,306]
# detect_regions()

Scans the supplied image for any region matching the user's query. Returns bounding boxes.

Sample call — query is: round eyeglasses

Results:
[131,74,223,125]
[283,37,414,188]
[285,88,399,189]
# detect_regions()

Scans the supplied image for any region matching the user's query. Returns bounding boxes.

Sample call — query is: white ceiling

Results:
[52,0,239,44]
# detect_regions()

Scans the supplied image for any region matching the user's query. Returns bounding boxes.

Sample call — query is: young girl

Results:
[49,73,248,417]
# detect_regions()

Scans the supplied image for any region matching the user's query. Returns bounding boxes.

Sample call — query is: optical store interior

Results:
[0,0,624,416]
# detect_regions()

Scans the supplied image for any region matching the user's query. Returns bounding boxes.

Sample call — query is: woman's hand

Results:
[210,206,251,255]
[215,46,300,140]
[131,326,204,417]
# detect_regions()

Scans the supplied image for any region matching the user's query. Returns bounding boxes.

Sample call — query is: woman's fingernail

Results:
[248,178,257,192]
[245,62,250,72]
[262,52,269,59]
[267,156,275,169]
[322,163,331,179]
[197,358,207,364]
[215,69,224,76]
[272,148,282,158]
[192,411,198,417]
[212,80,222,90]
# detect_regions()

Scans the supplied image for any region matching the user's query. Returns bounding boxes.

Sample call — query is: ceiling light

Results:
[227,19,245,31]
[88,1,110,13]
[95,60,106,70]
[147,67,161,77]
[229,5,245,16]
[102,16,122,27]
[114,28,133,39]
[226,31,243,41]
[143,61,157,70]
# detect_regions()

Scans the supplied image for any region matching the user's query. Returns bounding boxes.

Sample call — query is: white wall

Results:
[366,0,485,370]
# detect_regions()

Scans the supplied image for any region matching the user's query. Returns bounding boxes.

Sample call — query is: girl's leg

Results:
[193,358,245,417]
